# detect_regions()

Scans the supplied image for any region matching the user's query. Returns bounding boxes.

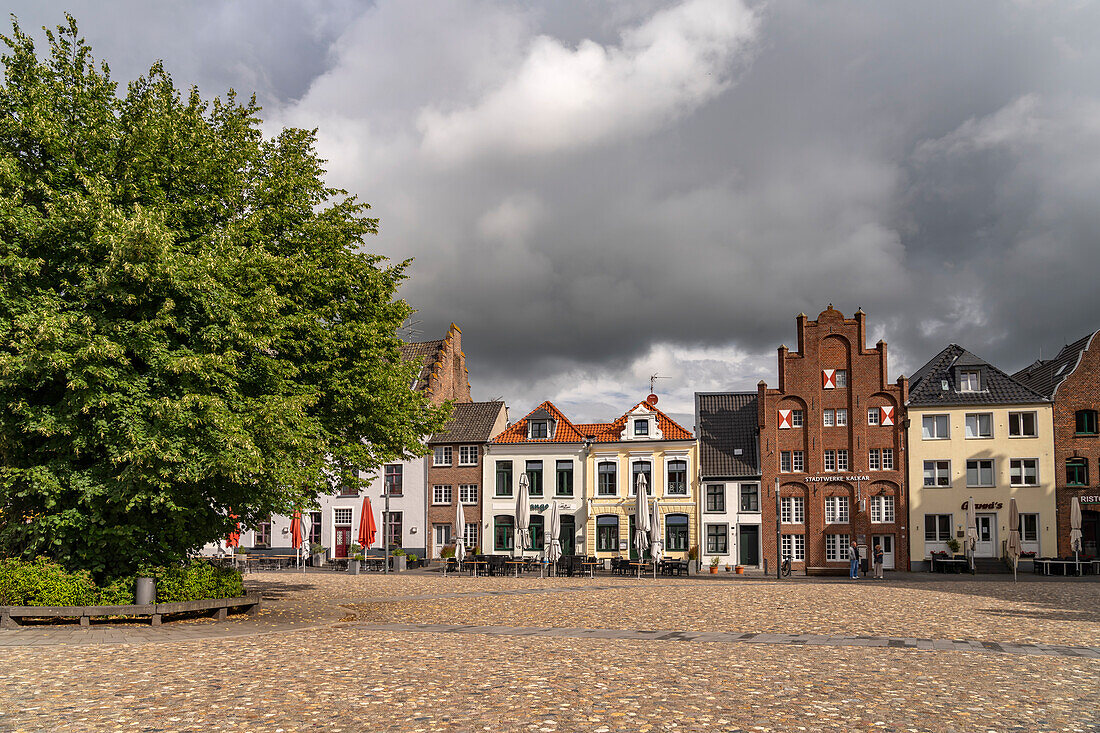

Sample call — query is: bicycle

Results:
[781,555,792,577]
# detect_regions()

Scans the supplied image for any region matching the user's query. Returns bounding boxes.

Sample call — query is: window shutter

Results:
[822,369,836,389]
[778,409,792,429]
[880,406,895,426]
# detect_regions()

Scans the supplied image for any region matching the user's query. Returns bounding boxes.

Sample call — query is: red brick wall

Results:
[425,324,472,406]
[425,443,484,557]
[758,307,910,572]
[1051,331,1100,556]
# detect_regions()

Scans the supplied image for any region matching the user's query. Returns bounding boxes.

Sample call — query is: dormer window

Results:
[529,420,549,439]
[634,419,650,437]
[959,370,980,392]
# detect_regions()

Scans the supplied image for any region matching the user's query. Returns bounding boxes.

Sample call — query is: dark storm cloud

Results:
[7,1,1100,419]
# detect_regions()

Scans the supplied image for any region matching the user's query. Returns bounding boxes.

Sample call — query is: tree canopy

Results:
[0,16,447,578]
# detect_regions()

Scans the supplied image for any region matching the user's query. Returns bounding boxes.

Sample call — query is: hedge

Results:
[0,557,244,606]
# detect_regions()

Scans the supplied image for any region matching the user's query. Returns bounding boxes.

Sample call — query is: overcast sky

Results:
[11,1,1100,427]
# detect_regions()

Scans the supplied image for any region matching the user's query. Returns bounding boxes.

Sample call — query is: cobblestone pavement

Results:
[0,571,1097,731]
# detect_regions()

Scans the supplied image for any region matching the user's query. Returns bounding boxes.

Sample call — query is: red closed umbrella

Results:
[227,513,241,548]
[359,496,377,549]
[290,512,303,550]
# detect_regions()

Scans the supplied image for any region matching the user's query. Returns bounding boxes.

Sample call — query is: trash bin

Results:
[135,577,156,605]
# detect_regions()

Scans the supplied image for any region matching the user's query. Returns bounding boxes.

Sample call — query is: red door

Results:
[335,528,351,558]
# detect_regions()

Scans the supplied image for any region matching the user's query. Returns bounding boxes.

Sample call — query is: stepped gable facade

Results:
[400,323,471,406]
[758,306,909,573]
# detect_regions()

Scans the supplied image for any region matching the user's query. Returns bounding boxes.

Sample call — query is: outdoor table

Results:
[930,556,969,573]
[363,557,386,572]
[466,560,487,578]
[329,557,349,571]
[630,561,652,578]
[581,561,601,579]
[1038,559,1084,576]
[506,560,526,577]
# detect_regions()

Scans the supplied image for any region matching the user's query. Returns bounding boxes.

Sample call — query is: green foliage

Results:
[391,547,406,556]
[0,556,98,605]
[143,561,244,602]
[0,16,447,580]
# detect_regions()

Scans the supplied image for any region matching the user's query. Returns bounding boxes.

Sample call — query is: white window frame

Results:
[529,420,550,439]
[837,449,849,472]
[836,408,848,426]
[965,413,993,439]
[780,451,792,473]
[882,448,894,470]
[835,369,848,388]
[922,415,950,440]
[792,451,804,472]
[781,496,805,524]
[925,514,953,543]
[458,445,478,466]
[1010,458,1039,486]
[867,408,879,426]
[823,409,835,427]
[825,496,850,524]
[824,450,836,472]
[869,448,880,471]
[870,495,895,524]
[459,484,478,505]
[433,446,452,466]
[959,370,980,392]
[923,460,951,487]
[965,459,995,488]
[790,410,804,428]
[464,522,478,548]
[432,485,452,505]
[1021,513,1039,543]
[825,533,851,561]
[665,456,689,496]
[1008,411,1037,438]
[781,534,805,562]
[334,507,353,525]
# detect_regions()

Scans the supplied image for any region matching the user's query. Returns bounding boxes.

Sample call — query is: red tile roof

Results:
[491,401,588,444]
[587,402,694,442]
[491,401,693,444]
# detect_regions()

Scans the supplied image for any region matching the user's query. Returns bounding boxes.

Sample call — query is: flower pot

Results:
[709,566,718,574]
[392,555,407,572]
[735,565,744,575]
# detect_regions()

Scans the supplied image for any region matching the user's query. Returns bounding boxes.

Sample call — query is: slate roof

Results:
[1012,331,1099,398]
[429,401,506,444]
[695,392,759,478]
[399,340,446,392]
[908,344,1048,407]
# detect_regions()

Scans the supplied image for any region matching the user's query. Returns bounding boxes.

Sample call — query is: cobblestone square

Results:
[1,571,1097,731]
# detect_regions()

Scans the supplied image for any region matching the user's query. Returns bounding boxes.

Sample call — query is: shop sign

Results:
[1079,495,1100,506]
[530,503,549,513]
[961,500,1002,510]
[802,474,871,483]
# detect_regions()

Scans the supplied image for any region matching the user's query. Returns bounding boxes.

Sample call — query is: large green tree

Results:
[0,16,446,578]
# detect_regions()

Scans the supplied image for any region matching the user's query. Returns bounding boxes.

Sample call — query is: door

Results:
[872,534,895,569]
[433,524,451,558]
[559,515,576,556]
[975,514,997,558]
[738,525,760,566]
[335,527,351,558]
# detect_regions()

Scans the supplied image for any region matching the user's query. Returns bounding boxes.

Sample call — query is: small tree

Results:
[0,16,447,579]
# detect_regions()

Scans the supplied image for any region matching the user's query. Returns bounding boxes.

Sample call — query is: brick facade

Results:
[757,307,910,572]
[425,444,486,558]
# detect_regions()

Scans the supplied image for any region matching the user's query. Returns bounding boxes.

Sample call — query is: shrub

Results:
[0,557,98,606]
[142,561,244,602]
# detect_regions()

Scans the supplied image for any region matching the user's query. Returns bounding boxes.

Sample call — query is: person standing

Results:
[849,539,860,579]
[873,542,884,579]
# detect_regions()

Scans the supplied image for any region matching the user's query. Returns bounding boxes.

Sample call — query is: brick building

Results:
[426,401,508,559]
[1013,330,1100,558]
[757,306,909,573]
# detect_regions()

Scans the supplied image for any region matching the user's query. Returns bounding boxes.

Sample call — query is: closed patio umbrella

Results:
[516,473,531,555]
[453,500,466,574]
[649,497,662,579]
[1007,498,1021,584]
[290,511,304,570]
[547,501,562,578]
[966,497,978,571]
[634,473,650,577]
[226,513,241,550]
[359,496,377,549]
[1071,495,1083,575]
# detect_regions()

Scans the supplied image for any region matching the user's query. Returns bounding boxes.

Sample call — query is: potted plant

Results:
[735,565,745,575]
[407,553,419,569]
[687,545,699,576]
[725,563,732,573]
[946,537,961,556]
[391,546,407,572]
[709,556,720,574]
[310,542,326,567]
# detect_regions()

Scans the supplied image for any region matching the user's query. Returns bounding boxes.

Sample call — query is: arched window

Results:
[596,515,619,552]
[597,461,617,496]
[665,513,689,552]
[667,459,687,495]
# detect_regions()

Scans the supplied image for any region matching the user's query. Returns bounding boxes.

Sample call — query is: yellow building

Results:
[580,402,698,563]
[906,346,1057,569]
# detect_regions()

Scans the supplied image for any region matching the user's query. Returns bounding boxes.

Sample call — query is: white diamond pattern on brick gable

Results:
[880,406,895,426]
[778,409,793,429]
[822,369,836,389]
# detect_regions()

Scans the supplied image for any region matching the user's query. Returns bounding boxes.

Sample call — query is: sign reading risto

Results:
[1080,495,1100,505]
[801,475,871,483]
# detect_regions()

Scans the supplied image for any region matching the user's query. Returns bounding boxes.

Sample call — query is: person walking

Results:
[873,542,884,579]
[849,539,860,580]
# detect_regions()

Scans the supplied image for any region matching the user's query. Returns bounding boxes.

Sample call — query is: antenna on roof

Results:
[398,319,423,339]
[648,373,670,405]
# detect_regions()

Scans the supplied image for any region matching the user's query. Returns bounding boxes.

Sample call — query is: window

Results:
[1076,410,1099,435]
[433,446,452,466]
[1010,458,1039,486]
[882,449,894,470]
[959,370,980,392]
[790,410,804,427]
[495,460,513,496]
[740,484,760,512]
[255,518,271,547]
[825,496,850,524]
[334,508,352,525]
[596,515,619,552]
[494,516,514,551]
[631,461,652,496]
[309,511,322,545]
[529,420,549,439]
[780,451,792,473]
[459,484,478,504]
[529,515,545,550]
[824,450,836,472]
[870,496,895,523]
[1021,514,1039,543]
[966,460,994,487]
[665,514,689,551]
[965,413,993,439]
[634,419,650,436]
[526,461,543,496]
[922,415,949,439]
[923,460,951,487]
[464,522,478,549]
[597,461,617,496]
[924,514,952,543]
[339,475,358,496]
[706,524,728,554]
[781,496,805,524]
[836,409,847,426]
[1067,458,1089,486]
[869,449,880,471]
[555,460,573,496]
[667,459,688,495]
[432,485,452,505]
[705,484,725,512]
[384,464,403,495]
[867,408,879,426]
[781,534,805,561]
[792,451,804,472]
[459,446,478,466]
[825,534,851,561]
[837,449,849,472]
[823,409,835,427]
[385,512,402,549]
[835,369,848,388]
[1009,411,1037,437]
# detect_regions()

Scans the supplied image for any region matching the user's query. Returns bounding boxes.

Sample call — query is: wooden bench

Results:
[0,593,261,628]
[805,566,849,576]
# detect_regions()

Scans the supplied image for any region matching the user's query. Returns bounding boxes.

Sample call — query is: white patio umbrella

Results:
[453,500,466,575]
[966,497,978,571]
[516,472,531,556]
[634,472,650,577]
[547,501,562,578]
[1071,495,1083,575]
[1007,498,1021,584]
[649,496,663,580]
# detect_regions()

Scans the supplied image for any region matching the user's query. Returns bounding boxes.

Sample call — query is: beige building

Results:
[907,345,1057,570]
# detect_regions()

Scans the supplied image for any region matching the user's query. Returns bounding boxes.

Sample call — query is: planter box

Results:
[392,555,407,572]
[311,553,325,567]
[348,559,361,575]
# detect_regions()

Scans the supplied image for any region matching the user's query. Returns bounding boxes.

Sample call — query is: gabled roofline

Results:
[1053,329,1100,398]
